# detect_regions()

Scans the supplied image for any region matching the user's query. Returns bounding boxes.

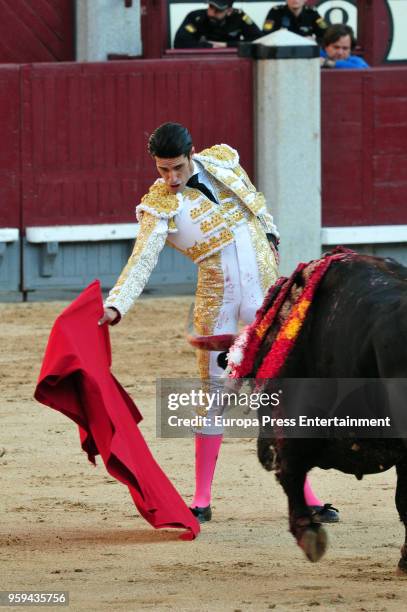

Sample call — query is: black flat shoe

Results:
[309,503,339,523]
[190,505,212,523]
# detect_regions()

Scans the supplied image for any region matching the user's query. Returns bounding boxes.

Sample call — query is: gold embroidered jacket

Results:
[105,144,278,316]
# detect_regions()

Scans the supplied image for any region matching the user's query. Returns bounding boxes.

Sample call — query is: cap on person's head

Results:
[208,0,233,9]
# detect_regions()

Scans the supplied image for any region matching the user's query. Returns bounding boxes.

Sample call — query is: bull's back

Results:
[282,255,407,378]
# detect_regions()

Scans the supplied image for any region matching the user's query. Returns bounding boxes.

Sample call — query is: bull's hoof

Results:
[298,526,328,563]
[257,439,275,471]
[262,454,274,472]
[397,554,407,575]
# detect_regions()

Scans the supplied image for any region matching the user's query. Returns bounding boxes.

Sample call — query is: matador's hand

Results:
[98,307,120,326]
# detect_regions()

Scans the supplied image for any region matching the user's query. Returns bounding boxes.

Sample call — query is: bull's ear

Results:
[217,351,228,370]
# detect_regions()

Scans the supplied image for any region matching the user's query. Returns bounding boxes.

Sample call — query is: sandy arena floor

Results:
[1,296,407,611]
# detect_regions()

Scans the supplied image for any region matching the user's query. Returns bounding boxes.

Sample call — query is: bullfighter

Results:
[99,122,338,524]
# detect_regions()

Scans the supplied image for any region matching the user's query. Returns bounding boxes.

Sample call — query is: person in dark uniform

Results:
[263,0,328,43]
[174,0,262,49]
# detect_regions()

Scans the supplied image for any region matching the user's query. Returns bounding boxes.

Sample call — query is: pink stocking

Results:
[303,475,323,507]
[191,433,223,508]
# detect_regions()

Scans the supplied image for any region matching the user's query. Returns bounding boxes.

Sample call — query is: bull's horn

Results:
[185,303,236,350]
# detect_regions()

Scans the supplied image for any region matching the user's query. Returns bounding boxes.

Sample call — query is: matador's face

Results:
[154,151,194,194]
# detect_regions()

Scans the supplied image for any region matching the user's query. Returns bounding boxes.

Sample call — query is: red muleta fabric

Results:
[34,280,199,540]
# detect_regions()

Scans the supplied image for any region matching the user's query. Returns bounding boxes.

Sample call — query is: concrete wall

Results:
[76,0,142,61]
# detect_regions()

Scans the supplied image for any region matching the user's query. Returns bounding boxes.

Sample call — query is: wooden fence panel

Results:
[0,0,74,63]
[21,58,254,226]
[322,67,407,226]
[0,66,21,227]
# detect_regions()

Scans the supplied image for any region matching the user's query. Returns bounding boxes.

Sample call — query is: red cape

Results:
[34,280,199,540]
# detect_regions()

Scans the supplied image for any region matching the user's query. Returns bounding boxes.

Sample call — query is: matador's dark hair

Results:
[147,123,193,158]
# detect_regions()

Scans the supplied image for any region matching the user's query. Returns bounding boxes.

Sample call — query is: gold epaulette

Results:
[137,181,182,220]
[195,144,239,169]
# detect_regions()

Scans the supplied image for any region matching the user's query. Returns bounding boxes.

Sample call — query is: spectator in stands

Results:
[321,24,369,69]
[263,0,328,42]
[174,0,262,49]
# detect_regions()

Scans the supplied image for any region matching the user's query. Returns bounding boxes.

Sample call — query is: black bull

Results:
[189,253,407,572]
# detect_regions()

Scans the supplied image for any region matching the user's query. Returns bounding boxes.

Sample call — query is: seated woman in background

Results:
[321,24,369,69]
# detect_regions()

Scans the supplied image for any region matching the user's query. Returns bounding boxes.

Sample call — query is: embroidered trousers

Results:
[194,222,277,434]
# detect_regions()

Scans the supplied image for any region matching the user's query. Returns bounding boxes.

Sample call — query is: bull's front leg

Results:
[277,454,328,563]
[257,436,276,471]
[395,459,407,574]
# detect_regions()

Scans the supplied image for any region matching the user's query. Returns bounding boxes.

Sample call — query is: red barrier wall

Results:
[20,58,253,227]
[321,67,407,226]
[0,0,74,63]
[0,66,20,227]
[1,60,407,232]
